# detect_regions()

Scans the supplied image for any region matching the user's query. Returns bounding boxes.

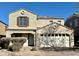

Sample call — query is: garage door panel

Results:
[39,35,69,47]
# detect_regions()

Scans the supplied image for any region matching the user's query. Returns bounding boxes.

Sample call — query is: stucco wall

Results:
[8,9,64,30]
[6,30,35,37]
[37,18,64,27]
[8,10,37,29]
[0,22,6,35]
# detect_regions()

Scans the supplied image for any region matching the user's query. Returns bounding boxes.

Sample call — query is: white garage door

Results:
[39,34,69,47]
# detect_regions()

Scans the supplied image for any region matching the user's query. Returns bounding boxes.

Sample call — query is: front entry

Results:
[28,33,34,46]
[11,33,34,47]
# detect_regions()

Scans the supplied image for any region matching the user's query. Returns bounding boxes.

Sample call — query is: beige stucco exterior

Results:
[8,10,37,29]
[6,9,74,48]
[37,18,64,27]
[0,21,7,36]
[7,9,64,37]
[8,9,64,30]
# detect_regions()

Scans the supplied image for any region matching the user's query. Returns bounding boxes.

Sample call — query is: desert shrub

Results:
[30,47,37,51]
[8,37,26,52]
[0,47,1,50]
[0,38,10,49]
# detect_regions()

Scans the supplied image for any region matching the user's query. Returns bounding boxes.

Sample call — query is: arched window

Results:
[17,16,29,27]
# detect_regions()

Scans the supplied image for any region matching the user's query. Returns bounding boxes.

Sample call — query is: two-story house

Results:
[6,9,74,48]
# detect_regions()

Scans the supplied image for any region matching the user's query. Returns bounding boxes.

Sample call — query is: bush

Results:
[0,38,10,49]
[8,37,26,52]
[31,47,37,51]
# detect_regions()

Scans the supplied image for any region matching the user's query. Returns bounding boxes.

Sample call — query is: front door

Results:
[28,34,34,46]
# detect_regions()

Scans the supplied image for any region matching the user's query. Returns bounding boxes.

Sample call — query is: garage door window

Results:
[52,34,54,36]
[59,34,61,36]
[40,34,69,37]
[48,34,51,36]
[55,34,58,36]
[63,34,65,36]
[41,34,43,36]
[66,34,69,36]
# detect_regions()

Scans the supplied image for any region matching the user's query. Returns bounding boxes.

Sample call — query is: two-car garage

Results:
[39,33,69,47]
[36,23,74,48]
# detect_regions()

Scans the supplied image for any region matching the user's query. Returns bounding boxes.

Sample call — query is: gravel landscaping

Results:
[0,47,79,56]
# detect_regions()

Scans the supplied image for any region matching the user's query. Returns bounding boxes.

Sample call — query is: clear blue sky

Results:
[0,2,79,24]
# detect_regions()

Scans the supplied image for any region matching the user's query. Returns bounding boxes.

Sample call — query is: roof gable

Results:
[37,22,73,34]
[9,8,37,15]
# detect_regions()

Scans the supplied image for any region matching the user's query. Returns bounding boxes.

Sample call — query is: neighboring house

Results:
[6,9,74,48]
[65,12,79,47]
[0,20,7,38]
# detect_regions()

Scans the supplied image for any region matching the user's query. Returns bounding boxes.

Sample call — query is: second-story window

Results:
[50,21,53,24]
[58,21,61,24]
[17,16,29,27]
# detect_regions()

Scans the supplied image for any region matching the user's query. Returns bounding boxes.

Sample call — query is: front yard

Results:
[0,48,79,56]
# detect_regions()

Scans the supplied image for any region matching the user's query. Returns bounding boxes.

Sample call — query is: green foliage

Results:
[8,38,26,52]
[30,47,37,51]
[0,38,10,49]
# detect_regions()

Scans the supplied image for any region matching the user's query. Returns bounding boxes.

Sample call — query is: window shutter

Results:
[17,17,19,26]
